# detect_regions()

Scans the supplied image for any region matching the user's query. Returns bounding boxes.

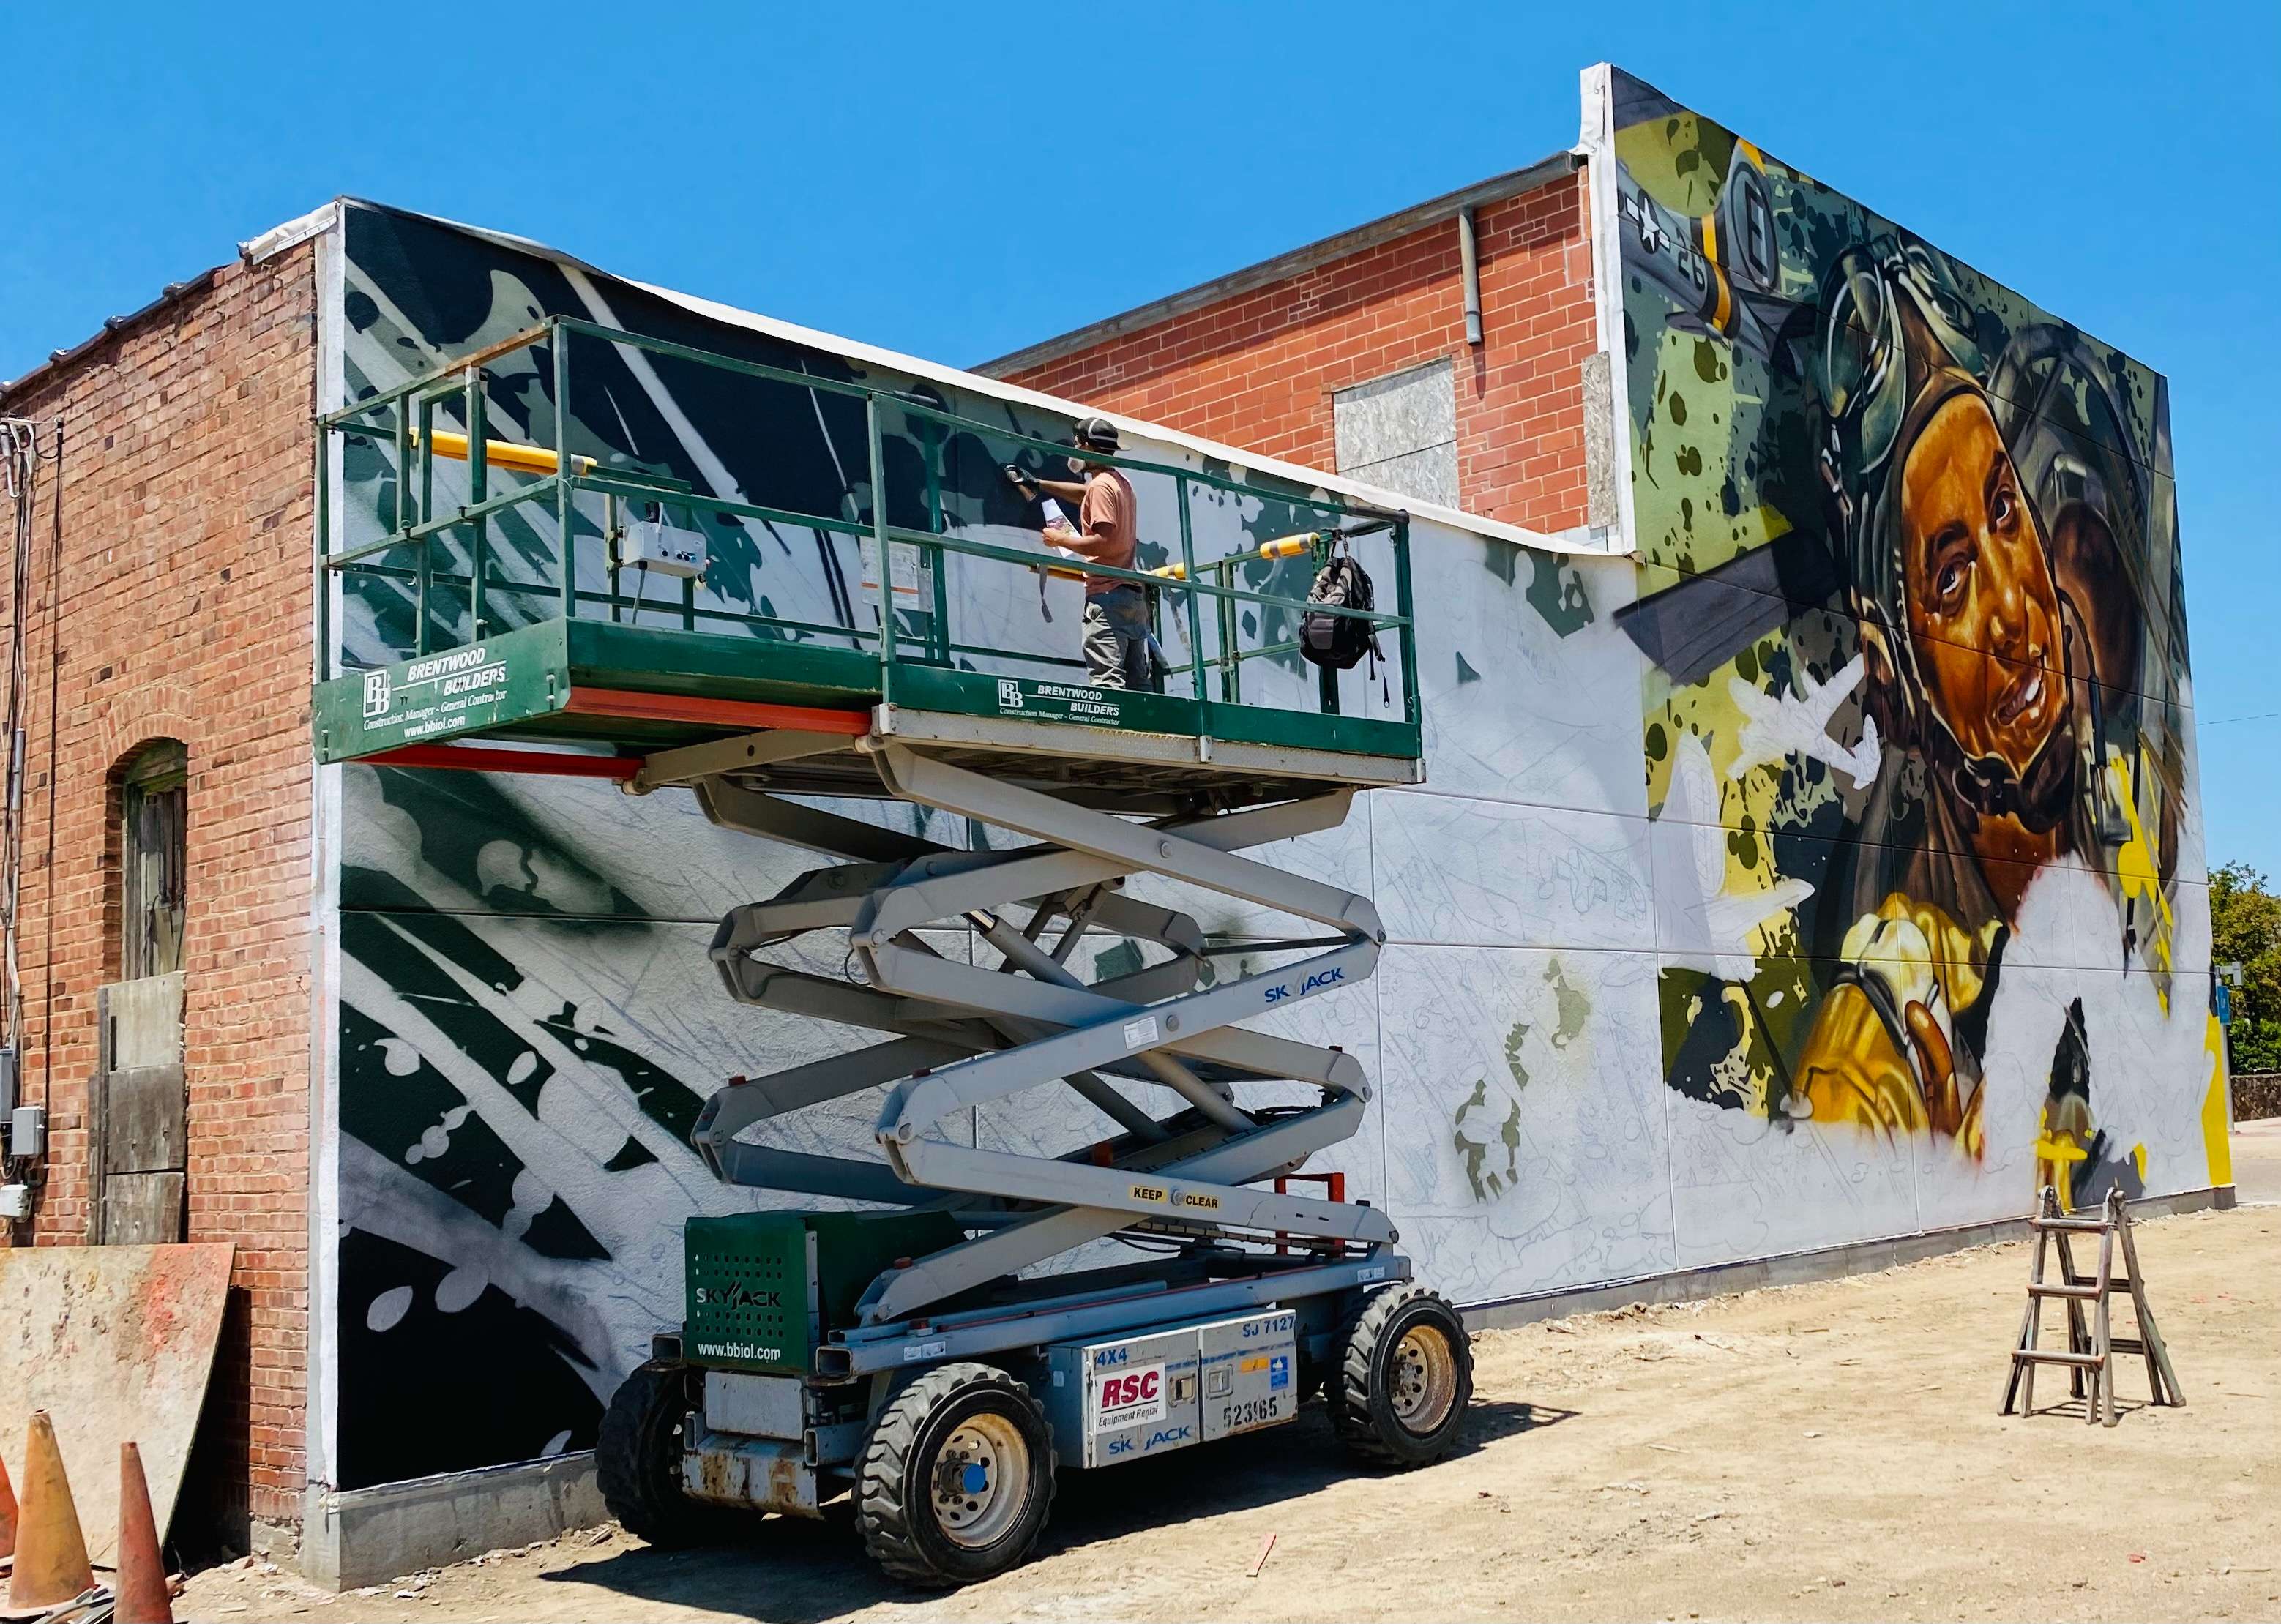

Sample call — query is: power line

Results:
[2202,711,2281,728]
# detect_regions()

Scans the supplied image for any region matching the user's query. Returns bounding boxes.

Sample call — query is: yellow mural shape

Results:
[2033,1119,2091,1211]
[2203,1012,2234,1189]
[2105,750,2176,992]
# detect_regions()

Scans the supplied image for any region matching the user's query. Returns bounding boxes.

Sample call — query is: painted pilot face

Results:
[1899,389,2065,775]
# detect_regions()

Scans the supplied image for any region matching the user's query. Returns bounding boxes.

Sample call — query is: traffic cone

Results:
[6,1411,92,1611]
[113,1443,173,1624]
[0,1445,17,1559]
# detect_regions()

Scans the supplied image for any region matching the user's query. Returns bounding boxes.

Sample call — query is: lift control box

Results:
[1045,1308,1296,1468]
[624,512,710,580]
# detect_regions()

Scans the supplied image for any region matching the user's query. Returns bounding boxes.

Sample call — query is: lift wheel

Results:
[1329,1285,1474,1468]
[857,1363,1058,1587]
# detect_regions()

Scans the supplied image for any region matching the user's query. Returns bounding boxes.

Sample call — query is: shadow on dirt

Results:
[541,1397,1570,1621]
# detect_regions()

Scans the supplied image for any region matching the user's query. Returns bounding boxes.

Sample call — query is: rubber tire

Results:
[597,1361,743,1549]
[856,1362,1056,1588]
[1329,1284,1474,1468]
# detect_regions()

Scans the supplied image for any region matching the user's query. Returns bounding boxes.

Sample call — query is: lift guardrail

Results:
[313,317,1420,759]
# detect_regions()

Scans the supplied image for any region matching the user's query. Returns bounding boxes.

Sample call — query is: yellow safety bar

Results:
[412,427,597,478]
[1034,531,1317,585]
[1151,531,1318,582]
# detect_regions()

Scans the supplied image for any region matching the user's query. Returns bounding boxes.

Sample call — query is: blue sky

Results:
[4,1,2276,875]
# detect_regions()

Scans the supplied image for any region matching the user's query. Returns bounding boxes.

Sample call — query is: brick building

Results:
[979,150,1616,547]
[0,223,324,1548]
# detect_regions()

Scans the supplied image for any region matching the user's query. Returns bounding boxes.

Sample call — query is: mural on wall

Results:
[321,100,2227,1491]
[326,203,1462,1487]
[1606,69,2222,1217]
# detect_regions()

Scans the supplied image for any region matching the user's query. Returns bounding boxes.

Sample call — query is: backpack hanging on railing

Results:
[1299,539,1388,700]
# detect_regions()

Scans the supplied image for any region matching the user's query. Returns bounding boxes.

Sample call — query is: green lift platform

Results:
[313,318,1472,1587]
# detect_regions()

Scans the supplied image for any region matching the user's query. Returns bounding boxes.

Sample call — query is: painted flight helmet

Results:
[1983,322,2161,703]
[1983,321,2168,856]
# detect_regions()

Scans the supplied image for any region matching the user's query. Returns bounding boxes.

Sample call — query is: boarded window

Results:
[1333,359,1458,509]
[120,741,187,981]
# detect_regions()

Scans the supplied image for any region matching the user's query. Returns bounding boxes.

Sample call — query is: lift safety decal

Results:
[1127,1183,1220,1212]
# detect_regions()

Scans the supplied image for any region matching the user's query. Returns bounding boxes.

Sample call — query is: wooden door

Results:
[91,972,187,1243]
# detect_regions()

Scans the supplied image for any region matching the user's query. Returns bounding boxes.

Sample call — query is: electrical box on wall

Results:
[0,1044,15,1120]
[7,1103,42,1159]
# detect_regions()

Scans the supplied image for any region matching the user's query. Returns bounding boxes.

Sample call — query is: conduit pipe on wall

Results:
[1458,206,1484,346]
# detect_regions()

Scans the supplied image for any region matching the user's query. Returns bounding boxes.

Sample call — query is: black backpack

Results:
[1299,542,1384,679]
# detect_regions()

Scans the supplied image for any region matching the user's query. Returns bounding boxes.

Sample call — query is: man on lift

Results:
[1007,416,1151,690]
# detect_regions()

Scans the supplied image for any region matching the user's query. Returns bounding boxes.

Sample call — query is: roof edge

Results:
[1,199,340,406]
[1,266,225,407]
[241,200,343,266]
[972,149,1582,379]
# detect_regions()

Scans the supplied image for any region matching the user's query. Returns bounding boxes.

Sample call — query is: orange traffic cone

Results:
[113,1443,173,1624]
[6,1411,92,1611]
[0,1445,18,1559]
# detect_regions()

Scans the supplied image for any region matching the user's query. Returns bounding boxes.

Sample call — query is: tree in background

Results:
[2211,862,2281,1072]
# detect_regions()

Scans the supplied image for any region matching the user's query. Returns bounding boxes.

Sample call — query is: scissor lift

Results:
[313,318,1473,1587]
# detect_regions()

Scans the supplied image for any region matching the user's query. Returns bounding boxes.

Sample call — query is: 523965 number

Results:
[1219,1396,1281,1429]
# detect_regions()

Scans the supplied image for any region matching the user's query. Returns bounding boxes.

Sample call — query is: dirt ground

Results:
[188,1129,2281,1623]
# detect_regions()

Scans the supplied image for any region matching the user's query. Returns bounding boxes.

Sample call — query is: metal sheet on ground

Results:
[0,1243,233,1563]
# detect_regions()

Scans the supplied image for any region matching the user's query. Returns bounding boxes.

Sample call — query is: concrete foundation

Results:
[1464,1185,2236,1332]
[298,1452,606,1591]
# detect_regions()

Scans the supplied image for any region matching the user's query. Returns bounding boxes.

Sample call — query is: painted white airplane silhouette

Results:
[1728,653,1882,789]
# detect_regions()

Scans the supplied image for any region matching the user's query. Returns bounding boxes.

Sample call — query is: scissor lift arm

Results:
[688,736,1398,1330]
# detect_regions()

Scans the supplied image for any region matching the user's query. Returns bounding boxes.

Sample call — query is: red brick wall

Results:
[0,244,318,1538]
[1001,171,1597,535]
